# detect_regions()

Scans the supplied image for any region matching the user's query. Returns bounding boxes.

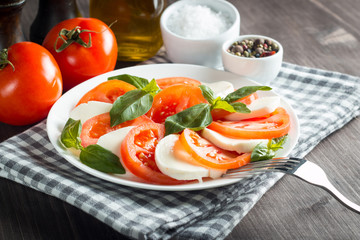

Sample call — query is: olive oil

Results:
[90,0,165,61]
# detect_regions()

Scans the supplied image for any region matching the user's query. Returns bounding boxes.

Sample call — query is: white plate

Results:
[47,64,300,191]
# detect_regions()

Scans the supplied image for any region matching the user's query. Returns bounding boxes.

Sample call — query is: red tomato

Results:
[0,42,62,126]
[208,107,291,139]
[121,123,186,185]
[155,77,201,89]
[211,92,259,120]
[80,113,153,147]
[42,18,118,91]
[76,80,136,106]
[147,85,208,123]
[177,128,251,169]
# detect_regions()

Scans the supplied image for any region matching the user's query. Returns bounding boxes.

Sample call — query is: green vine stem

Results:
[0,49,15,71]
[54,21,117,53]
[54,26,94,53]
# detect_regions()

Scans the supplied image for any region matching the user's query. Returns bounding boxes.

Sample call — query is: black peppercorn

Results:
[227,37,279,58]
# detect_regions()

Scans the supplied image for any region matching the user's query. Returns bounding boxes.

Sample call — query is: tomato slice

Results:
[76,80,136,106]
[80,113,153,147]
[155,77,201,89]
[236,92,259,105]
[208,107,290,139]
[177,128,251,169]
[211,92,259,120]
[147,85,207,123]
[121,123,186,185]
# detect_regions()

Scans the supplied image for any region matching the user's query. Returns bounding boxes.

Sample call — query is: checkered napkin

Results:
[1,53,359,240]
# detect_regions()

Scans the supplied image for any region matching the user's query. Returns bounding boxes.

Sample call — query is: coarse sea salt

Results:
[166,4,231,39]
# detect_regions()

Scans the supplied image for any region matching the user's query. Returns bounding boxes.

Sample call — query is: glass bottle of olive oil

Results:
[90,0,166,61]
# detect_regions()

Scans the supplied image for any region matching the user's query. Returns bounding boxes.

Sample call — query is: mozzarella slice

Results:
[97,126,133,156]
[201,128,268,153]
[155,134,224,182]
[69,101,112,124]
[203,81,234,98]
[224,96,281,121]
[97,126,140,180]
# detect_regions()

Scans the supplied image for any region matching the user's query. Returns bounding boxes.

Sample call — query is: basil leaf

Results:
[224,86,272,103]
[60,118,83,150]
[142,79,160,96]
[165,103,212,135]
[211,98,251,114]
[251,135,288,162]
[199,85,215,104]
[110,89,153,127]
[108,74,149,89]
[230,102,251,113]
[80,144,125,174]
[212,98,236,112]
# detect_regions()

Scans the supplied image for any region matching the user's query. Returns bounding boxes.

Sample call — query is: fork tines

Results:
[225,157,303,177]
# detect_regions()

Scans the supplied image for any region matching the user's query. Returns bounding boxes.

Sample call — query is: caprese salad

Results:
[60,74,290,185]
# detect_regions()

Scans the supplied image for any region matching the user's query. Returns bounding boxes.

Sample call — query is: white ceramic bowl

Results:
[222,35,283,85]
[160,0,240,69]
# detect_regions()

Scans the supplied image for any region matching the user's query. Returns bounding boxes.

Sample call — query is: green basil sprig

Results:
[164,85,271,135]
[109,77,160,127]
[80,144,125,174]
[108,74,149,89]
[165,103,212,135]
[60,118,82,149]
[60,118,125,174]
[250,135,288,162]
[224,86,272,103]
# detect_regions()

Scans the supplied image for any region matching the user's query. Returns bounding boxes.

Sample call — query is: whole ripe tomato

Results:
[0,42,62,126]
[42,17,118,91]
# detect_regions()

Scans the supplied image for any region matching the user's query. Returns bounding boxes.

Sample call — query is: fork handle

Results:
[314,177,360,214]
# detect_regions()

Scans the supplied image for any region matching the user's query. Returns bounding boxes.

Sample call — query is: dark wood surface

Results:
[1,0,359,239]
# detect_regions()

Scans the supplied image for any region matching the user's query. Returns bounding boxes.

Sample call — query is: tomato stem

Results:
[53,20,117,53]
[54,26,94,53]
[0,49,15,71]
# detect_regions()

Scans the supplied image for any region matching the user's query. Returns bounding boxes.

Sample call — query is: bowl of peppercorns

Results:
[221,34,283,85]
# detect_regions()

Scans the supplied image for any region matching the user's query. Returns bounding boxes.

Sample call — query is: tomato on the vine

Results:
[42,17,118,91]
[0,42,62,126]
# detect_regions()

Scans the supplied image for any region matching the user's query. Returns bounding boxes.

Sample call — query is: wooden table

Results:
[1,0,359,239]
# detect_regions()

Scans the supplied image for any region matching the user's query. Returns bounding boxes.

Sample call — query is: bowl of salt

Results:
[160,0,240,69]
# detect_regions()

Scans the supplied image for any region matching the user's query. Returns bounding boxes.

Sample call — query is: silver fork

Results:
[223,157,360,214]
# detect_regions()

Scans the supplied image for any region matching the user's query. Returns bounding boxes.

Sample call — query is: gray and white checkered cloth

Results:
[1,51,359,240]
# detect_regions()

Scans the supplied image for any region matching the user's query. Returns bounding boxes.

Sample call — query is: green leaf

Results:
[251,135,288,162]
[211,98,251,113]
[80,144,125,174]
[165,103,212,135]
[142,79,160,97]
[224,86,272,103]
[212,98,237,112]
[199,85,215,104]
[60,118,83,150]
[108,74,149,89]
[230,102,251,113]
[110,89,153,127]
